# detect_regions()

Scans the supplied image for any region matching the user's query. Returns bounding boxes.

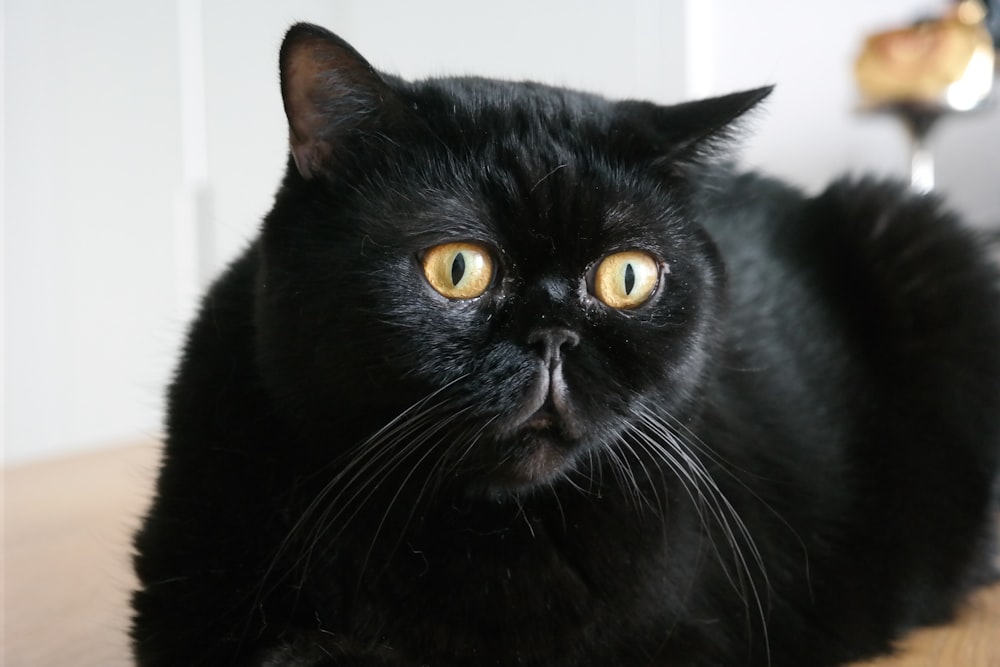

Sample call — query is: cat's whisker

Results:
[632,407,772,664]
[358,438,452,581]
[624,427,723,554]
[659,410,811,590]
[586,450,598,495]
[316,408,462,554]
[256,434,393,597]
[513,494,536,539]
[607,436,654,517]
[653,410,786,602]
[426,418,496,504]
[624,423,767,641]
[634,414,757,580]
[559,464,594,498]
[624,429,747,613]
[637,410,765,562]
[438,413,501,481]
[601,443,642,515]
[616,432,668,519]
[255,378,471,603]
[357,406,479,578]
[291,410,442,550]
[328,403,492,576]
[621,438,659,517]
[286,414,443,591]
[548,482,569,532]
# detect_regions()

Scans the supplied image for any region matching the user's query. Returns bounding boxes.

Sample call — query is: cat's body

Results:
[132,24,1000,667]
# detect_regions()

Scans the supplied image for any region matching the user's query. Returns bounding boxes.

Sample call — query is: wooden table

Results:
[4,442,999,666]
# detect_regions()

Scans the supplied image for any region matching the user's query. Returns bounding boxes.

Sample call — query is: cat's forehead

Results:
[344,78,688,264]
[383,158,675,272]
[406,78,615,170]
[418,76,612,125]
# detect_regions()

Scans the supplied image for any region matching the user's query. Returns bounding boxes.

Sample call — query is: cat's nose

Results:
[527,328,580,365]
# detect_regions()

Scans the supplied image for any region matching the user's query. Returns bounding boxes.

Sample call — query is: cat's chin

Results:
[466,427,583,499]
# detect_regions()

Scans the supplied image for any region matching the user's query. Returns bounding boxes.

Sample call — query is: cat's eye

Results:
[592,251,660,309]
[421,242,494,300]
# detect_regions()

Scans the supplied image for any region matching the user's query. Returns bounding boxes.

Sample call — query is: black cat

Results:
[131,23,1000,667]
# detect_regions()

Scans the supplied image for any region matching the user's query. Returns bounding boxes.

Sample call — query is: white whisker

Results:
[252,375,472,607]
[629,404,773,665]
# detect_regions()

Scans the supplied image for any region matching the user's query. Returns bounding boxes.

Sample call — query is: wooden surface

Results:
[4,442,158,667]
[3,442,999,666]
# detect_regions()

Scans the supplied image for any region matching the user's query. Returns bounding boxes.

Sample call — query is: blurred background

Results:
[4,0,999,464]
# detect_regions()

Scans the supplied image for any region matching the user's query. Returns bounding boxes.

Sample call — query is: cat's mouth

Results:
[509,358,583,434]
[475,366,587,494]
[523,410,559,431]
[520,393,583,437]
[496,362,585,448]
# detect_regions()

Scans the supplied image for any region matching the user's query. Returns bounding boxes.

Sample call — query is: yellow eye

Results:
[421,242,494,299]
[592,251,660,309]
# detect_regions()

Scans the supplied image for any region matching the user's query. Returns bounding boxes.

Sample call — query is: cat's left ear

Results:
[616,86,773,164]
[279,23,397,179]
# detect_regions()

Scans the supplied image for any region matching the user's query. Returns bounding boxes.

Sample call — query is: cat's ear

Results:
[279,23,395,179]
[617,86,773,164]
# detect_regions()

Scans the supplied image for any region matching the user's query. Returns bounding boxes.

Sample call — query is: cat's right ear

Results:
[614,87,773,167]
[279,24,394,179]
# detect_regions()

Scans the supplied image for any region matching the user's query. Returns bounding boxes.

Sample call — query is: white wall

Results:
[4,0,998,464]
[5,0,185,463]
[702,0,1000,224]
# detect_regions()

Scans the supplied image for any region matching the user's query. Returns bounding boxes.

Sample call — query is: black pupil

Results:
[624,263,635,295]
[451,252,466,286]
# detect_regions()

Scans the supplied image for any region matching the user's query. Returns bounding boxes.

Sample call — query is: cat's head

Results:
[256,24,768,497]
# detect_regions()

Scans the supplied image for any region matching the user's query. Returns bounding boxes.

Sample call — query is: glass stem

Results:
[902,109,940,194]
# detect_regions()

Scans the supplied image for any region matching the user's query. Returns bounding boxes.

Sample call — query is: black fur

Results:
[132,23,1000,667]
